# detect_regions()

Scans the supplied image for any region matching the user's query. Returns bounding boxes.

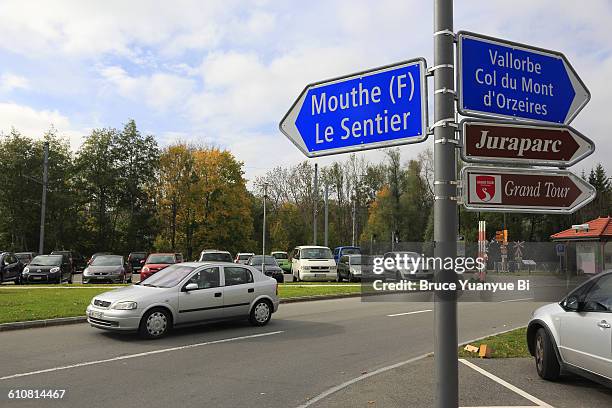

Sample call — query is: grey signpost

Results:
[433,1,458,406]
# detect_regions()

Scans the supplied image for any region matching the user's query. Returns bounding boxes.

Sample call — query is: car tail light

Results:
[275,282,278,296]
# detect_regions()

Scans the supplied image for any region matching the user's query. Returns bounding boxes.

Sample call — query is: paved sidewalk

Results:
[307,357,612,408]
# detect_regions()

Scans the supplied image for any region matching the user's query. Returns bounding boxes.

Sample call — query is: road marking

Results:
[459,359,554,408]
[387,309,432,317]
[296,353,432,408]
[0,331,283,381]
[498,297,534,303]
[297,326,529,408]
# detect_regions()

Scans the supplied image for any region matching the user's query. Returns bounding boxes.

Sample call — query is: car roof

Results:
[201,249,230,253]
[296,245,331,249]
[271,251,287,254]
[335,246,360,250]
[237,252,254,255]
[181,261,251,267]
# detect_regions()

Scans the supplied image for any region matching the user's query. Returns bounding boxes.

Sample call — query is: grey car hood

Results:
[93,285,167,303]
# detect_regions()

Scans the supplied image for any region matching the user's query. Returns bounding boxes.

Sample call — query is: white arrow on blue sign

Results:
[457,31,590,125]
[279,59,428,157]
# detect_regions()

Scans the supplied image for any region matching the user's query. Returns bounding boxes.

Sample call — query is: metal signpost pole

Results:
[263,183,268,275]
[324,184,329,247]
[39,141,49,255]
[433,0,458,407]
[313,163,318,245]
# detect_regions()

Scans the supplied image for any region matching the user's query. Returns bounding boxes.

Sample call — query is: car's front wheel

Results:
[249,300,272,326]
[534,328,560,380]
[139,308,171,339]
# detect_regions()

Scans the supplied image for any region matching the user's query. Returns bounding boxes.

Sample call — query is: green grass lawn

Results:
[458,327,529,358]
[0,284,361,324]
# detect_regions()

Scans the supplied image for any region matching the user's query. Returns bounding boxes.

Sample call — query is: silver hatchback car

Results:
[86,262,279,338]
[527,270,612,385]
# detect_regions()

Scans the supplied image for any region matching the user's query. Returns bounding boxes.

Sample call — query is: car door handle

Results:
[248,288,254,293]
[597,320,611,329]
[214,292,222,297]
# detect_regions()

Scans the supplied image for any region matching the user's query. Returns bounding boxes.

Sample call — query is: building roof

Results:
[551,216,612,240]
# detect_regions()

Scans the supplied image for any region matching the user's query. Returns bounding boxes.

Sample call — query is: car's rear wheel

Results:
[534,328,560,380]
[139,308,171,339]
[249,300,272,326]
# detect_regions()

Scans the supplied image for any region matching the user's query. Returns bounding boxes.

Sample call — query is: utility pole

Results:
[313,163,318,245]
[262,183,268,275]
[39,141,49,255]
[351,198,356,246]
[324,184,329,247]
[433,0,458,407]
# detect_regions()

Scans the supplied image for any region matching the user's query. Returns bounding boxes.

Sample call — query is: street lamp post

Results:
[262,183,268,275]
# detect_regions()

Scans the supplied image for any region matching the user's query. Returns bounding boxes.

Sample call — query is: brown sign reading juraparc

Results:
[463,122,591,165]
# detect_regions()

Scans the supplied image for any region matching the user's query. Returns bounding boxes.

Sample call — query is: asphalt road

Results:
[0,296,543,408]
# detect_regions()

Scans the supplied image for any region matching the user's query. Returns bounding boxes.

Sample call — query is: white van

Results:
[291,246,337,282]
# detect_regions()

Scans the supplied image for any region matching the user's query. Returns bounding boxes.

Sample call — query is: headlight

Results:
[142,266,149,272]
[112,301,137,310]
[83,268,90,276]
[23,267,29,274]
[329,265,337,270]
[302,266,310,270]
[50,267,60,273]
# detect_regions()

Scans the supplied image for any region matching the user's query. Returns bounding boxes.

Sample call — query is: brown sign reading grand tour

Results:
[464,167,595,213]
[462,121,593,166]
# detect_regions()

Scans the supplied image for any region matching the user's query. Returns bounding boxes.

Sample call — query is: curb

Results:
[0,293,363,332]
[0,316,87,332]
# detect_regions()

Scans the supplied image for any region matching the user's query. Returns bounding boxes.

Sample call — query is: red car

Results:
[140,253,183,281]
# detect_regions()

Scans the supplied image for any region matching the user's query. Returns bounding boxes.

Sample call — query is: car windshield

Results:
[250,255,277,265]
[91,255,122,266]
[238,254,252,260]
[16,254,32,261]
[129,253,146,260]
[343,248,361,255]
[349,255,362,265]
[29,255,62,266]
[301,248,333,259]
[141,264,196,288]
[200,252,232,262]
[147,254,175,264]
[272,252,288,260]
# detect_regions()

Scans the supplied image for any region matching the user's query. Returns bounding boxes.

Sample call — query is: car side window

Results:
[293,249,300,260]
[224,267,253,286]
[583,274,612,312]
[187,267,220,289]
[340,255,348,264]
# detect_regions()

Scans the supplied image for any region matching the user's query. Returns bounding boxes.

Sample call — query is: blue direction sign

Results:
[279,59,428,157]
[457,31,590,125]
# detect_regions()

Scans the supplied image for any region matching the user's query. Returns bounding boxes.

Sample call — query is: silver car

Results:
[527,270,612,385]
[86,262,279,338]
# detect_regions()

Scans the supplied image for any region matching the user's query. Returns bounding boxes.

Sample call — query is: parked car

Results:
[381,251,432,281]
[248,255,284,283]
[337,254,363,282]
[527,270,612,385]
[140,253,182,281]
[51,250,86,273]
[198,250,232,263]
[291,246,337,282]
[15,252,38,266]
[83,254,133,284]
[128,252,148,273]
[86,262,279,338]
[0,252,24,284]
[22,254,72,284]
[333,246,361,264]
[271,251,291,273]
[235,252,254,264]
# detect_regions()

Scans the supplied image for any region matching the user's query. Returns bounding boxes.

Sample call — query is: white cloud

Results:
[99,66,195,111]
[0,102,85,148]
[0,73,29,92]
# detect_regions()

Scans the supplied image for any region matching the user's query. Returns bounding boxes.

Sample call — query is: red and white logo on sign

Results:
[475,175,496,202]
[469,174,501,204]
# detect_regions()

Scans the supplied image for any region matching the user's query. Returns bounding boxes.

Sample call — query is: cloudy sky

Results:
[0,0,609,184]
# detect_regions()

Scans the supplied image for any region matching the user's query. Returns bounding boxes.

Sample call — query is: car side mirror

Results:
[184,283,198,291]
[564,295,581,312]
[140,259,145,264]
